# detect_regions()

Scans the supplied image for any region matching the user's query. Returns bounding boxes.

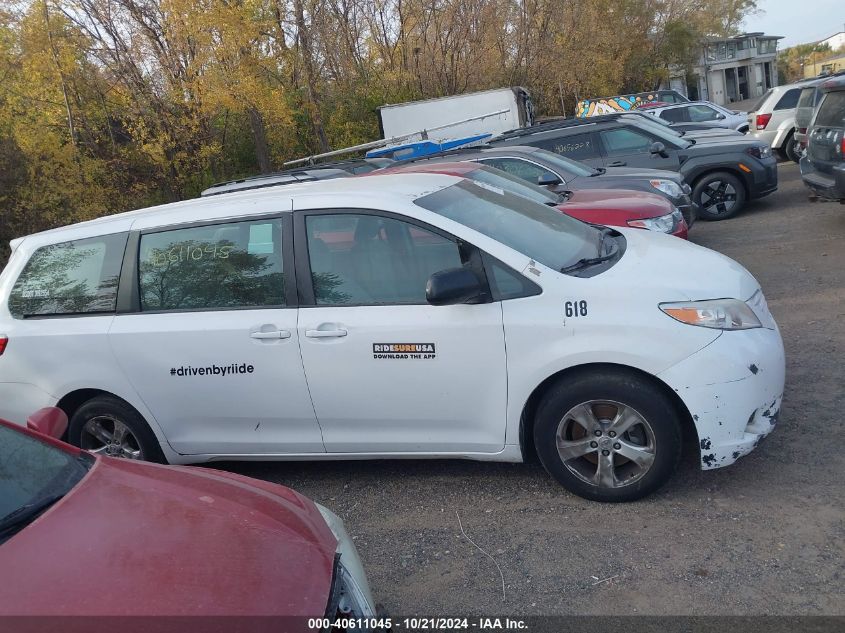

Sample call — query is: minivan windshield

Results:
[0,425,90,544]
[414,180,599,272]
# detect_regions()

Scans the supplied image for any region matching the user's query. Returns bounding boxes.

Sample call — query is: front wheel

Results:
[692,171,746,220]
[533,370,682,502]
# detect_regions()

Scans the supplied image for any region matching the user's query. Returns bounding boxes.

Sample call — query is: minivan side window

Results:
[9,233,127,318]
[138,218,285,312]
[306,214,463,306]
[774,89,800,110]
[535,132,598,160]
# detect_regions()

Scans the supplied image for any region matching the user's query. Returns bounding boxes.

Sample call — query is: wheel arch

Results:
[518,362,698,463]
[55,388,168,450]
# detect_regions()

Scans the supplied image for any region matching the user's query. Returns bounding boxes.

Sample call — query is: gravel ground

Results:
[218,162,845,616]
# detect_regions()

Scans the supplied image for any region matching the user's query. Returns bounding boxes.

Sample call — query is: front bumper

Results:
[800,156,845,201]
[658,326,785,470]
[745,156,779,199]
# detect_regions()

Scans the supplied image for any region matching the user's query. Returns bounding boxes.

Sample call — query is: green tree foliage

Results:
[0,0,757,261]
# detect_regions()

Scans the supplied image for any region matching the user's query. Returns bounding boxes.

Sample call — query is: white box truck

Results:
[377,87,535,141]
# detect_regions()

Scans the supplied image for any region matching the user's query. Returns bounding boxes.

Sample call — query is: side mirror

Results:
[716,113,726,120]
[537,172,562,187]
[649,141,668,158]
[426,267,483,306]
[26,407,68,439]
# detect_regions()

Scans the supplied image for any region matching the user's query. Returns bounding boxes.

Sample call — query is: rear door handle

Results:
[306,329,348,338]
[607,160,626,167]
[250,330,292,340]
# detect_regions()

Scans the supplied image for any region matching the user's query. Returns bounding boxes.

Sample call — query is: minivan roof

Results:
[13,173,461,247]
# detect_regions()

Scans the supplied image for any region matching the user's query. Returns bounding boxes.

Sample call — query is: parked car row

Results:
[0,85,788,621]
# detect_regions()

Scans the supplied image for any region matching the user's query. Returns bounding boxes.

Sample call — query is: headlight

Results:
[746,145,772,159]
[649,179,684,197]
[628,212,676,233]
[326,557,376,619]
[660,299,762,330]
[317,504,377,618]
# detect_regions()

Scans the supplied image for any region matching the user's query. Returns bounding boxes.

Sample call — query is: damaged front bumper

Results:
[658,326,785,470]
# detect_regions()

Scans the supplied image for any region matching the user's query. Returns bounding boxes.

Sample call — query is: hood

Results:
[682,127,742,138]
[0,459,338,616]
[683,134,762,148]
[561,188,673,223]
[598,166,684,182]
[604,227,760,301]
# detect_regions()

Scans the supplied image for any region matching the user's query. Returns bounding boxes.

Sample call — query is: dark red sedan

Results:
[374,162,688,239]
[0,409,376,625]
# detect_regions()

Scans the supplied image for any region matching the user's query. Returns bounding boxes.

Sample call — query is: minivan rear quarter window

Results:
[815,92,845,127]
[9,233,127,318]
[139,219,285,312]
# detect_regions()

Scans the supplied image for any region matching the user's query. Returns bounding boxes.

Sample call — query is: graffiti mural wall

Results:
[576,93,661,118]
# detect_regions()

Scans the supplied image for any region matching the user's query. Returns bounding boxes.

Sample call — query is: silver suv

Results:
[747,83,804,162]
[642,101,749,133]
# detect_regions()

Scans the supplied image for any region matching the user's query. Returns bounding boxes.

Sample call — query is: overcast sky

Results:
[743,0,845,47]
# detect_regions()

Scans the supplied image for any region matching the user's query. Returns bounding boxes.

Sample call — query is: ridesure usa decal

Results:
[170,363,254,377]
[373,343,436,360]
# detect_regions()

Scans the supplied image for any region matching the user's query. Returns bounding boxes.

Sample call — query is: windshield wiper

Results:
[0,493,65,540]
[560,248,618,273]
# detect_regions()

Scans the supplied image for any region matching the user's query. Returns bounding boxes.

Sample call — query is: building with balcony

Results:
[667,32,783,106]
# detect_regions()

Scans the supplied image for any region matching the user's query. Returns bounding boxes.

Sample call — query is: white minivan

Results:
[0,174,784,501]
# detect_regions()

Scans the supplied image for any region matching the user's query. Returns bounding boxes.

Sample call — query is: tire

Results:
[784,133,800,164]
[533,369,682,502]
[692,171,746,220]
[69,395,165,463]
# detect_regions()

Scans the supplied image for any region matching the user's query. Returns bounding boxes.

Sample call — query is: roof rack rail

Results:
[200,172,320,197]
[283,109,511,167]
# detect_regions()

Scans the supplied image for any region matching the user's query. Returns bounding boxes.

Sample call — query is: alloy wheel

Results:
[555,400,656,489]
[80,415,143,459]
[699,180,738,216]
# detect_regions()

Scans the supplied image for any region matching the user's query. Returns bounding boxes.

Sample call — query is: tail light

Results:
[756,113,772,130]
[0,336,7,356]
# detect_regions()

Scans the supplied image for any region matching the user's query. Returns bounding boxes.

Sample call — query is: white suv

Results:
[0,174,785,501]
[747,83,804,161]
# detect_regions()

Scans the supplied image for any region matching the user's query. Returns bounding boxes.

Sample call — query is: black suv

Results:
[491,114,778,220]
[800,75,845,202]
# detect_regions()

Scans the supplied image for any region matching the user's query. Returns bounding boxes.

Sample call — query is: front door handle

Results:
[607,160,626,167]
[306,329,348,338]
[250,330,292,340]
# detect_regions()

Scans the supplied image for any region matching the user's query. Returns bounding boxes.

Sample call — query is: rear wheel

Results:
[69,395,165,463]
[692,171,746,220]
[533,370,683,502]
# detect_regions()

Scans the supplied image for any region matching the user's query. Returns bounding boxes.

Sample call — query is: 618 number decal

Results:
[565,300,588,317]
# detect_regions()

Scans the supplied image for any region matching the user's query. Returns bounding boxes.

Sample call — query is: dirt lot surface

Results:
[220,162,845,615]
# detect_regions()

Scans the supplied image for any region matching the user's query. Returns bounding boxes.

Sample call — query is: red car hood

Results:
[0,458,337,616]
[559,188,673,223]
